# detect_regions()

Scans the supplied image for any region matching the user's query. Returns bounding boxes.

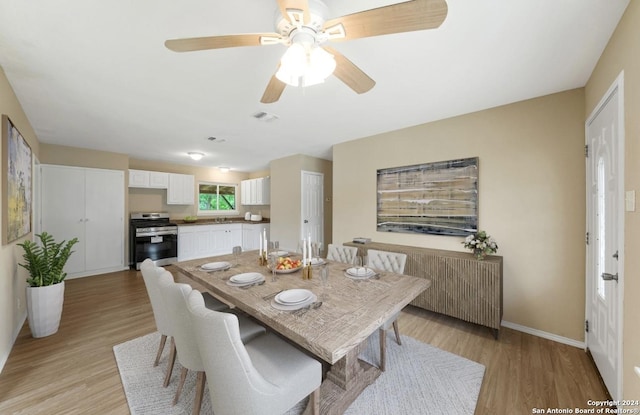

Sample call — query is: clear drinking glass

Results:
[232,245,242,267]
[269,249,278,282]
[320,264,329,300]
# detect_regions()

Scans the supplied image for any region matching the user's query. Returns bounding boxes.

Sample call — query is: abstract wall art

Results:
[377,157,478,236]
[2,115,32,244]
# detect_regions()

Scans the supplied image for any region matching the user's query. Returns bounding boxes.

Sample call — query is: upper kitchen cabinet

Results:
[41,165,125,278]
[167,173,195,205]
[128,169,169,189]
[241,177,270,205]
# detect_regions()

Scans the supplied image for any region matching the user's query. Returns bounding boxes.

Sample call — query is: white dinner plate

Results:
[268,250,289,257]
[226,273,265,287]
[271,293,317,311]
[230,272,263,284]
[346,267,376,278]
[310,258,326,266]
[275,289,313,305]
[200,261,231,271]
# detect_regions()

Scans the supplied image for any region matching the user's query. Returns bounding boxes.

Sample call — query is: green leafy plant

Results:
[18,232,79,287]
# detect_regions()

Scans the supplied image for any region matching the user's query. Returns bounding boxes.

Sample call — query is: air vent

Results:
[252,111,279,122]
[207,136,226,143]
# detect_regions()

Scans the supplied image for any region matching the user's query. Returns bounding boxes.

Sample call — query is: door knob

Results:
[303,220,308,223]
[601,272,618,282]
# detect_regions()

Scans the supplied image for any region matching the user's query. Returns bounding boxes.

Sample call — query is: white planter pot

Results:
[26,281,65,338]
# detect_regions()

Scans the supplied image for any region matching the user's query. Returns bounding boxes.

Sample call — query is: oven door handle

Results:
[137,230,178,237]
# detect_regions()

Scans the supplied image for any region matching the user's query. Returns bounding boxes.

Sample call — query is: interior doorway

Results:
[300,170,324,249]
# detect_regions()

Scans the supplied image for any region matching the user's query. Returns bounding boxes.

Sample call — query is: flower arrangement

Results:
[462,230,498,260]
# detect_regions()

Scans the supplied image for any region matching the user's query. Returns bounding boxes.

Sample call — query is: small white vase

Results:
[26,281,65,338]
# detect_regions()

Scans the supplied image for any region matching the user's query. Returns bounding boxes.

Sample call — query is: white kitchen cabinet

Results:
[241,177,270,205]
[178,223,263,261]
[41,165,125,278]
[178,223,245,261]
[149,171,169,188]
[128,169,169,189]
[129,169,149,187]
[242,223,270,251]
[167,173,195,205]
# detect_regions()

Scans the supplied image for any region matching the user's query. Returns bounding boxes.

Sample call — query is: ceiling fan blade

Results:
[261,74,287,104]
[165,33,281,52]
[324,46,375,94]
[277,0,311,25]
[324,0,448,42]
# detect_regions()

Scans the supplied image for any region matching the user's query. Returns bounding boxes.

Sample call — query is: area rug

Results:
[113,331,484,415]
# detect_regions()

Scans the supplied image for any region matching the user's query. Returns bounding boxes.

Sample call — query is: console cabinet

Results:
[346,241,503,338]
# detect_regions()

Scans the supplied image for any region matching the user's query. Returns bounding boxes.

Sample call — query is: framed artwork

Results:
[2,115,32,244]
[377,157,478,236]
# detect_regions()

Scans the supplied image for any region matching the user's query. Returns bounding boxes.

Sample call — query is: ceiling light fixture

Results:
[188,152,204,161]
[275,28,336,87]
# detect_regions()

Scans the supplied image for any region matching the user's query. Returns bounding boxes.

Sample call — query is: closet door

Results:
[84,169,124,271]
[40,165,86,275]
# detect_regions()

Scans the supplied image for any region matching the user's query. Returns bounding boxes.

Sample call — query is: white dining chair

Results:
[140,259,230,387]
[140,259,174,369]
[366,249,408,371]
[158,276,266,414]
[187,290,322,415]
[326,243,359,264]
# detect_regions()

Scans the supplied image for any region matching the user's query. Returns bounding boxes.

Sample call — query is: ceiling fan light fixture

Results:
[276,43,335,87]
[188,152,204,161]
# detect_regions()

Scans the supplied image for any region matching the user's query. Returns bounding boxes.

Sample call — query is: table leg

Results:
[303,345,381,415]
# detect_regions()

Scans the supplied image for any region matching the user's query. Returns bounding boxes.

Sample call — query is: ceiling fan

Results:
[165,0,448,104]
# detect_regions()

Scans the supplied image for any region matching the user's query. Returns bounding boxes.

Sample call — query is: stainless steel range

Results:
[129,212,178,270]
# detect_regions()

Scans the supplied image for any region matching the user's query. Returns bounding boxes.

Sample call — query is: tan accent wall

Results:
[270,154,332,252]
[585,0,640,401]
[0,66,40,369]
[333,89,586,341]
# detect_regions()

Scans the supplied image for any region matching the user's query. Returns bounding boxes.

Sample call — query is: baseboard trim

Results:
[0,311,27,374]
[502,320,586,349]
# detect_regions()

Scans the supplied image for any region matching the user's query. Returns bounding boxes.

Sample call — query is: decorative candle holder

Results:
[258,252,267,266]
[302,264,313,280]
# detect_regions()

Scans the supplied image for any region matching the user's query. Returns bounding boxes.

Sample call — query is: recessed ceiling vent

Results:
[207,136,226,143]
[252,111,279,122]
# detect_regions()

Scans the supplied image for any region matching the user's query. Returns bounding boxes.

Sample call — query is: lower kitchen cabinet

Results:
[242,223,270,251]
[41,165,125,278]
[178,223,246,261]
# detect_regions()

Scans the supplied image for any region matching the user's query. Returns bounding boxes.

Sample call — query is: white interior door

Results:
[301,171,324,248]
[41,165,86,275]
[585,75,624,400]
[84,169,124,271]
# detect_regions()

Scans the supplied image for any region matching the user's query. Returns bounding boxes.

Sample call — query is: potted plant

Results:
[18,232,79,338]
[462,230,499,260]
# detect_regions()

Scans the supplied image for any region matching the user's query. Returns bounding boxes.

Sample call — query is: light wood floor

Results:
[0,268,610,414]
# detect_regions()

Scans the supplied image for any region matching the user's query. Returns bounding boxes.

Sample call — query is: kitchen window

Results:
[197,182,238,215]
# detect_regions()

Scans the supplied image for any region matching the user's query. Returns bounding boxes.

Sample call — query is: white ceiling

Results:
[0,0,629,172]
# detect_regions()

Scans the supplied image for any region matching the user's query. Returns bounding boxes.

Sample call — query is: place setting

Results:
[225,272,265,288]
[198,261,232,272]
[270,288,320,314]
[344,265,380,280]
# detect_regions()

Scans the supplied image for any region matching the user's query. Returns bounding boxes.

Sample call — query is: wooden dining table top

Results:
[173,250,431,365]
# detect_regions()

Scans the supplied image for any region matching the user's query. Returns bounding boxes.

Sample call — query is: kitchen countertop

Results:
[173,218,270,226]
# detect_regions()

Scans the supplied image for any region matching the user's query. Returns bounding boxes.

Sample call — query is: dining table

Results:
[172,249,431,415]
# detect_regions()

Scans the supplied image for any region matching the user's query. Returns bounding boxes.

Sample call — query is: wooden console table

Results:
[345,241,503,338]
